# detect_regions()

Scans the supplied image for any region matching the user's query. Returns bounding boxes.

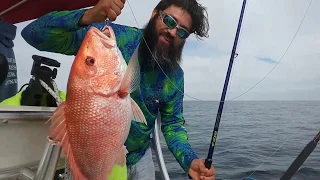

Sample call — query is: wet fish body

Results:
[47,26,146,180]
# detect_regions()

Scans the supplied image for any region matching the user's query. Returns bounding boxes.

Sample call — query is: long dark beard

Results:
[139,14,184,71]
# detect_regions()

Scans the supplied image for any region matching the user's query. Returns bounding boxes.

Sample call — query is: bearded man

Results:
[21,0,215,179]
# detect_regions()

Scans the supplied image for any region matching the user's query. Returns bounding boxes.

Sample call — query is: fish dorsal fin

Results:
[119,46,140,94]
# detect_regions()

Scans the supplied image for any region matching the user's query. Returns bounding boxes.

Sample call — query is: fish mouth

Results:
[89,25,115,39]
[101,25,116,40]
[89,26,116,48]
[101,26,114,39]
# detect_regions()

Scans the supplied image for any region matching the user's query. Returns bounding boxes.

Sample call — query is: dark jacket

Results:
[0,21,18,102]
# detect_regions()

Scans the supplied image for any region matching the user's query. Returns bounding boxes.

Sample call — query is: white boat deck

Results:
[0,105,65,179]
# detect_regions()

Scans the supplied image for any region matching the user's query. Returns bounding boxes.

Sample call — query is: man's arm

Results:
[21,9,104,55]
[21,9,142,59]
[159,78,199,174]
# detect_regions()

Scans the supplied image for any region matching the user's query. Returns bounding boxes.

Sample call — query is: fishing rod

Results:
[204,0,247,169]
[280,130,320,180]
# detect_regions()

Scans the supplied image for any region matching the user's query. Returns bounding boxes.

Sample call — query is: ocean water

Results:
[152,101,320,180]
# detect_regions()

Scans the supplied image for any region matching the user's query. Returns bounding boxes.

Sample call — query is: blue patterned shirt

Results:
[21,9,198,173]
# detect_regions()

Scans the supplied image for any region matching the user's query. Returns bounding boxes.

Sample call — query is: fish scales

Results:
[46,25,147,180]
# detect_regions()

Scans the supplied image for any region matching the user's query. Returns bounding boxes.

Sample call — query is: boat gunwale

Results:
[0,105,56,122]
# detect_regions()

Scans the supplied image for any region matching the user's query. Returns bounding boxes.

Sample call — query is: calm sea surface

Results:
[152,101,320,180]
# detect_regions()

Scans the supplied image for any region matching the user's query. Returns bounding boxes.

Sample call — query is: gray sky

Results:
[12,0,320,101]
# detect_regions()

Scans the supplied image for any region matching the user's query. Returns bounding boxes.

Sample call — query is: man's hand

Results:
[188,159,216,180]
[79,0,126,26]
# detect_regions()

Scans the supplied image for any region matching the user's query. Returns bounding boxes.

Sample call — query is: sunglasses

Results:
[159,10,190,39]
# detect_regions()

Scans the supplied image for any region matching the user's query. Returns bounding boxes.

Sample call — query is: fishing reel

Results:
[20,54,61,107]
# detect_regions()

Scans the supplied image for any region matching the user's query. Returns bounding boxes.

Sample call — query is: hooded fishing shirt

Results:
[0,21,18,102]
[21,9,198,173]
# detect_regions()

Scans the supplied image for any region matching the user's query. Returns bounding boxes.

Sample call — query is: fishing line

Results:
[216,0,250,126]
[247,126,301,176]
[125,1,314,179]
[223,0,249,102]
[247,123,317,179]
[125,0,311,104]
[226,0,313,101]
[203,0,248,170]
[280,130,320,179]
[126,0,204,101]
[125,0,288,104]
[244,1,314,177]
[220,2,313,175]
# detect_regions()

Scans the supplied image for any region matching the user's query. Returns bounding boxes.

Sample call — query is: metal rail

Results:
[0,106,55,123]
[33,141,62,180]
[0,0,29,16]
[0,106,64,180]
[151,112,170,180]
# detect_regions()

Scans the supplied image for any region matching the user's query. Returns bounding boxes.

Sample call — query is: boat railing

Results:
[33,141,62,180]
[150,112,171,180]
[0,105,56,123]
[0,106,63,180]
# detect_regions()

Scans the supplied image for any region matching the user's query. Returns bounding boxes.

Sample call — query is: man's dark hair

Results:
[154,0,210,40]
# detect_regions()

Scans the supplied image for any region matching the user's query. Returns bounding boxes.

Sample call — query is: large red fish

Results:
[46,25,147,180]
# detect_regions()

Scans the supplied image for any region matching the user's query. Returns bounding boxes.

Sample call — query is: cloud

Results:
[256,57,278,64]
[7,0,320,101]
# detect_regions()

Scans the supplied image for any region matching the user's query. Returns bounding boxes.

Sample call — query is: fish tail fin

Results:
[119,46,140,94]
[130,97,147,125]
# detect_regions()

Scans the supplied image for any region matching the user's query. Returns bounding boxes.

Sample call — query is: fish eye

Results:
[86,57,95,66]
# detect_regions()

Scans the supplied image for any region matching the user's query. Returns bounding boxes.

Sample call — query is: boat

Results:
[0,0,172,175]
[0,105,170,180]
[0,106,64,180]
[1,0,319,179]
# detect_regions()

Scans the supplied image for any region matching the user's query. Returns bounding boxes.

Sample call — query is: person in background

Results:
[0,20,18,102]
[21,0,216,179]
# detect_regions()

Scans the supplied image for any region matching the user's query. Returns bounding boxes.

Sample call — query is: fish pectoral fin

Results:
[119,47,140,94]
[46,101,66,124]
[47,102,67,143]
[130,97,147,125]
[47,102,87,180]
[114,146,128,167]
